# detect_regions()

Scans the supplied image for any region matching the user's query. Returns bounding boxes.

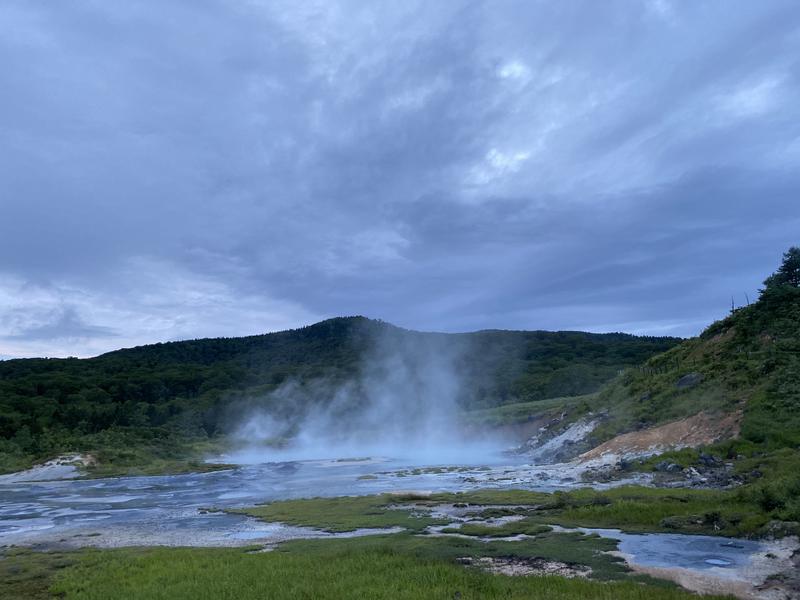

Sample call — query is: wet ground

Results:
[0,455,556,547]
[1,455,796,599]
[587,528,763,571]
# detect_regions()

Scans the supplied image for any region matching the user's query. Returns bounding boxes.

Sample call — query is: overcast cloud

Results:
[1,0,799,358]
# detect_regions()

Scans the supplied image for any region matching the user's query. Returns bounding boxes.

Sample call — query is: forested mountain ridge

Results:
[0,317,678,473]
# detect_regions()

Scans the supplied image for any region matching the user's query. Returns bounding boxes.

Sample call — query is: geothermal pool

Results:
[0,455,559,546]
[0,455,792,598]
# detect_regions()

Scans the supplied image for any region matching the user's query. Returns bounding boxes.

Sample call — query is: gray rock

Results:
[655,461,683,473]
[699,452,721,467]
[676,372,704,388]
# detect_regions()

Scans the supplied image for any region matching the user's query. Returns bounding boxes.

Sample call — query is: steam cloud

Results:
[228,328,508,464]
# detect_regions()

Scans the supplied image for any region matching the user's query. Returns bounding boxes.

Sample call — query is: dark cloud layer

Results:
[1,1,799,358]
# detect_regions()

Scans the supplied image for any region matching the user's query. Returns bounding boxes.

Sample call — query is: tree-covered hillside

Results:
[0,318,677,473]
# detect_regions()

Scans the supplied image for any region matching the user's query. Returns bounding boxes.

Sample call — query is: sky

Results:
[1,0,800,359]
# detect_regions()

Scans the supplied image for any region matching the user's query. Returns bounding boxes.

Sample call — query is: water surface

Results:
[0,455,778,590]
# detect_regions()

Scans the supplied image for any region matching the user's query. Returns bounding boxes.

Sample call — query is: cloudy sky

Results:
[1,0,799,358]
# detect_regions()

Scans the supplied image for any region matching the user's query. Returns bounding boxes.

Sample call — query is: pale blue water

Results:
[0,456,767,576]
[0,457,521,543]
[582,528,763,571]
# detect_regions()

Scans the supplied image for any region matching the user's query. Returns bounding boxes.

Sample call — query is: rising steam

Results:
[226,327,508,464]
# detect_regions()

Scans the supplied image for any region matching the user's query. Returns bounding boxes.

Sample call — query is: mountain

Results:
[0,317,678,473]
[5,247,795,478]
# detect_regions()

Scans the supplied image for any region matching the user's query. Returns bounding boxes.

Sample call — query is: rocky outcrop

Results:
[510,414,600,464]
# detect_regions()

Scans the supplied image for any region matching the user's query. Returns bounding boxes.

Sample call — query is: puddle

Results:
[705,558,733,566]
[579,528,763,571]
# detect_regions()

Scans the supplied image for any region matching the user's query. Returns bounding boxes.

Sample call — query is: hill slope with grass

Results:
[589,247,800,451]
[465,248,800,504]
[554,248,800,528]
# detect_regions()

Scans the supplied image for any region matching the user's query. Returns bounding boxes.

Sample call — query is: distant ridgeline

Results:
[0,316,677,469]
[3,248,799,474]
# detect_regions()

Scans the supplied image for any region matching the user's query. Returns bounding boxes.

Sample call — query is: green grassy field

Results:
[462,395,593,428]
[441,519,552,538]
[234,480,799,538]
[4,485,767,599]
[1,538,736,600]
[226,494,450,532]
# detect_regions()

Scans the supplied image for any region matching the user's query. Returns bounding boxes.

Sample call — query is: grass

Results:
[227,494,450,532]
[2,538,737,600]
[0,549,81,600]
[426,489,552,505]
[427,486,797,537]
[236,482,799,539]
[588,286,800,452]
[462,395,592,428]
[278,531,630,581]
[0,429,235,478]
[441,519,552,538]
[83,457,234,478]
[79,433,233,478]
[624,443,800,527]
[534,487,766,536]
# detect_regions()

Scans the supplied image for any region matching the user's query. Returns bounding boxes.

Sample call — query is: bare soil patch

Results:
[458,556,592,578]
[580,411,742,463]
